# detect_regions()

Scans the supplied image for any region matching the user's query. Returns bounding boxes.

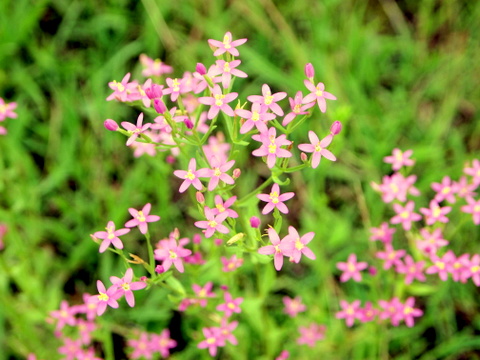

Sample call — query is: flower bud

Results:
[214,238,223,246]
[249,216,260,228]
[196,63,207,75]
[300,152,308,162]
[166,155,176,164]
[368,266,377,276]
[330,121,342,135]
[155,265,165,274]
[183,117,194,129]
[305,63,315,79]
[145,84,163,99]
[233,168,241,179]
[153,99,167,114]
[193,234,202,244]
[196,191,205,204]
[104,119,119,131]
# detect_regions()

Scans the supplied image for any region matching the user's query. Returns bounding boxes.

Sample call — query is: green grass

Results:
[0,0,479,359]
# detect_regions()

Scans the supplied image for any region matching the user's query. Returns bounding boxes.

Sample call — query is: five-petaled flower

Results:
[174,158,209,193]
[252,127,292,168]
[121,113,151,146]
[194,206,230,238]
[257,183,295,214]
[109,268,147,307]
[298,131,336,168]
[125,203,161,234]
[208,31,247,57]
[198,85,238,119]
[93,221,130,253]
[302,80,336,113]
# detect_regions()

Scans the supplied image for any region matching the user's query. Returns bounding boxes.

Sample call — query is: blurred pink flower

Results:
[283,296,306,317]
[297,323,326,347]
[336,253,368,282]
[383,148,415,171]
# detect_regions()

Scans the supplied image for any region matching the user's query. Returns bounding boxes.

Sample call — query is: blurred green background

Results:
[0,0,479,359]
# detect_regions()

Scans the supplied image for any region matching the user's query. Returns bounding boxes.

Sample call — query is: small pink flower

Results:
[390,200,422,231]
[125,203,161,234]
[336,254,368,282]
[247,84,287,116]
[173,158,209,193]
[0,98,18,121]
[297,323,326,347]
[154,238,192,273]
[395,255,426,284]
[282,91,315,126]
[109,268,147,307]
[210,59,247,88]
[212,195,238,218]
[89,280,121,316]
[194,206,230,238]
[461,196,480,225]
[358,302,378,323]
[192,282,216,307]
[282,226,316,263]
[336,300,361,327]
[426,251,455,281]
[298,132,336,169]
[431,176,458,203]
[376,244,406,270]
[400,297,423,327]
[139,54,173,77]
[370,222,395,244]
[464,159,480,186]
[208,31,247,57]
[150,329,177,358]
[121,113,151,146]
[58,337,83,360]
[197,327,225,357]
[258,227,292,271]
[302,80,336,113]
[106,73,138,102]
[128,332,153,360]
[283,296,306,317]
[49,300,77,331]
[383,148,415,171]
[236,102,275,134]
[378,298,404,326]
[198,85,238,119]
[216,292,243,317]
[252,127,292,169]
[221,254,244,272]
[257,183,294,214]
[416,228,449,254]
[93,221,130,253]
[420,200,451,225]
[204,156,235,191]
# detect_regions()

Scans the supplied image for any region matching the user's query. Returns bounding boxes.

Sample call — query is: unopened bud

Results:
[145,84,163,99]
[196,191,205,204]
[305,63,315,80]
[196,63,207,75]
[184,118,194,129]
[301,152,308,162]
[249,216,260,228]
[193,233,202,244]
[104,119,119,131]
[233,168,241,179]
[166,155,176,164]
[214,238,223,246]
[368,266,377,276]
[172,228,180,240]
[155,265,165,274]
[330,121,342,135]
[153,99,167,114]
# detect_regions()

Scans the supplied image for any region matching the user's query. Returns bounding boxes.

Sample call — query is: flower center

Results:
[214,94,225,107]
[223,62,231,73]
[169,250,178,259]
[122,282,130,291]
[208,220,218,228]
[113,80,125,92]
[214,167,222,177]
[251,111,260,122]
[172,78,180,92]
[216,204,225,212]
[268,143,277,154]
[295,238,304,250]
[137,211,146,222]
[185,169,196,180]
[264,95,273,105]
[98,292,109,302]
[314,143,322,153]
[269,191,279,204]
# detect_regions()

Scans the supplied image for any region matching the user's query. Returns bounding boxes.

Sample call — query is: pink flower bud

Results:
[233,168,241,179]
[214,238,223,246]
[153,99,167,114]
[166,155,176,164]
[155,265,165,274]
[196,191,205,204]
[330,121,342,135]
[301,152,308,162]
[140,276,148,282]
[104,119,119,131]
[193,234,202,244]
[368,266,377,276]
[220,285,229,291]
[249,216,260,228]
[305,63,315,79]
[196,63,207,75]
[145,84,163,99]
[183,118,194,129]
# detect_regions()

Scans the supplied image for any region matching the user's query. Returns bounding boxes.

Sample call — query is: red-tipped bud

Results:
[330,121,342,135]
[145,84,163,99]
[220,284,229,291]
[233,168,241,179]
[153,99,167,114]
[104,119,119,131]
[196,191,205,204]
[300,152,308,162]
[305,63,315,79]
[183,118,194,129]
[196,63,207,75]
[155,265,165,274]
[368,266,377,276]
[249,216,260,228]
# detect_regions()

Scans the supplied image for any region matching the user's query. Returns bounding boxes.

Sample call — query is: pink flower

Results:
[298,132,336,169]
[378,298,404,326]
[198,85,238,119]
[426,251,455,281]
[302,80,336,112]
[164,77,187,102]
[210,59,247,88]
[125,203,161,234]
[283,296,306,317]
[76,347,102,360]
[121,113,151,146]
[93,221,130,253]
[216,292,243,317]
[0,98,17,122]
[275,350,290,360]
[208,31,247,57]
[106,73,138,102]
[455,176,477,199]
[204,156,235,191]
[194,206,230,238]
[203,132,231,163]
[336,300,361,327]
[236,102,275,134]
[358,302,378,323]
[247,84,287,116]
[431,176,457,203]
[297,323,326,347]
[282,226,316,263]
[58,337,82,360]
[376,244,406,270]
[150,329,177,358]
[461,196,480,225]
[192,282,216,307]
[376,173,420,203]
[128,332,153,360]
[390,200,422,231]
[464,159,480,186]
[395,255,426,284]
[370,222,395,244]
[463,254,480,286]
[173,158,209,193]
[258,227,292,271]
[282,91,315,126]
[257,183,294,214]
[212,195,238,218]
[416,228,449,254]
[89,280,121,316]
[336,253,368,282]
[383,148,415,171]
[109,268,147,307]
[139,54,173,77]
[49,300,77,331]
[400,297,423,327]
[219,319,239,345]
[420,200,452,225]
[252,127,292,168]
[197,327,225,357]
[154,238,192,273]
[221,254,244,272]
